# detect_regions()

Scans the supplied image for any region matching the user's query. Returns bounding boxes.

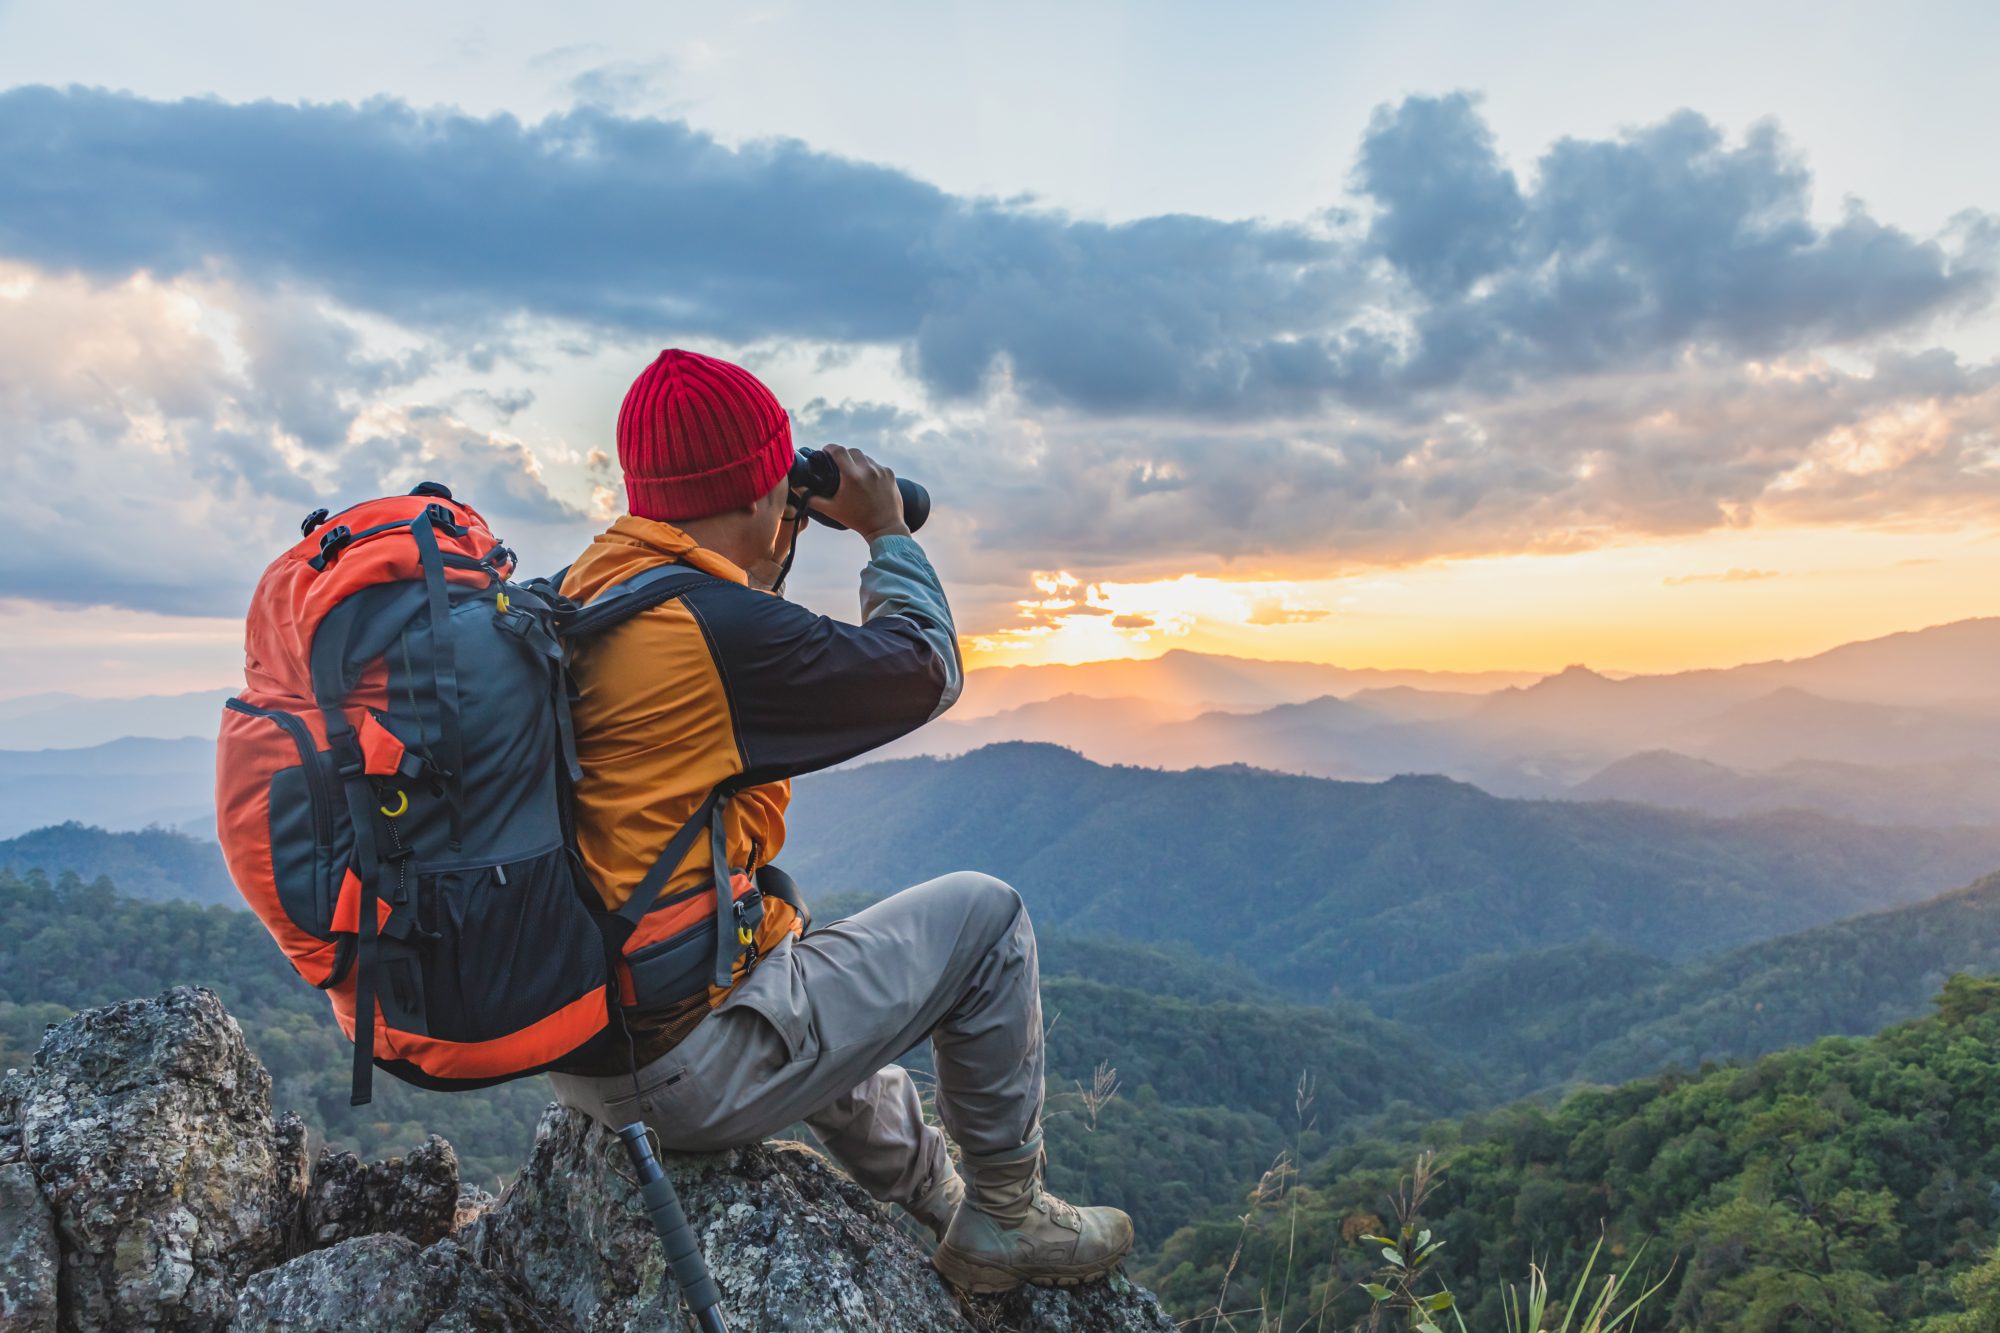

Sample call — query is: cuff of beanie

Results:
[625,431,794,521]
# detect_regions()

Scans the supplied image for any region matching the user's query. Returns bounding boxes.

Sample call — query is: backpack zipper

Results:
[226,698,333,845]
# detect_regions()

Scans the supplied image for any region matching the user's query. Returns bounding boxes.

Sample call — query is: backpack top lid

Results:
[243,491,506,704]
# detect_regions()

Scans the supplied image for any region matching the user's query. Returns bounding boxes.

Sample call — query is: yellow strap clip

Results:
[378,788,410,819]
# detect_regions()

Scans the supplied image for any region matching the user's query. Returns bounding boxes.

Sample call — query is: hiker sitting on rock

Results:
[547,349,1133,1294]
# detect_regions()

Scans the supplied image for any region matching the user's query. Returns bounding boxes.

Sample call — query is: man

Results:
[547,349,1133,1294]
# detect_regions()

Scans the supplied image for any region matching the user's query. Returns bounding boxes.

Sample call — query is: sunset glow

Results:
[961,522,2000,675]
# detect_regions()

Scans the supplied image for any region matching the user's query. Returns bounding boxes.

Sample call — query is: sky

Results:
[2,0,1998,696]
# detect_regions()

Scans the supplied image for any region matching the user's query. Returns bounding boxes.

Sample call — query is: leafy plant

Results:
[1357,1153,1463,1333]
[1501,1236,1669,1333]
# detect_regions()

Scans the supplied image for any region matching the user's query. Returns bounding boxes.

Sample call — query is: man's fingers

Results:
[825,444,894,486]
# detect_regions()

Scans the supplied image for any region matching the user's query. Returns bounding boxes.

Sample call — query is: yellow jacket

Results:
[562,515,962,1039]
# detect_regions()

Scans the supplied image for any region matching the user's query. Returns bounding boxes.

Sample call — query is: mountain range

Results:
[1569,749,2000,827]
[952,649,1534,719]
[957,616,2000,720]
[780,742,2000,994]
[7,615,1998,833]
[0,737,218,838]
[872,617,2000,805]
[0,689,233,750]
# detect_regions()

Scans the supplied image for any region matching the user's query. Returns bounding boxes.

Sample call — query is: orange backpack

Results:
[216,483,729,1103]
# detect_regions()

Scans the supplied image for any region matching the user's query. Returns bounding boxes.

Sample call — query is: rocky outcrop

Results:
[0,988,1176,1331]
[0,1162,59,1333]
[8,988,307,1331]
[300,1136,460,1250]
[463,1107,1176,1333]
[236,1235,553,1332]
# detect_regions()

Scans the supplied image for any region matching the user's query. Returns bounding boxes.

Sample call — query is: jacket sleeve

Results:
[681,535,963,785]
[859,534,963,720]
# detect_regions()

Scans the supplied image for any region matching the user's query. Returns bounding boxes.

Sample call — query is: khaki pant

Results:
[550,871,1045,1212]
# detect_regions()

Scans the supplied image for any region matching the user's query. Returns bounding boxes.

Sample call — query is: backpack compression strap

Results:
[408,508,468,852]
[311,504,461,1105]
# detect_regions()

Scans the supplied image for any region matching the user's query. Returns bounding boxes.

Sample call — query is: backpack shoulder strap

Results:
[562,565,719,641]
[556,562,732,943]
[611,786,723,932]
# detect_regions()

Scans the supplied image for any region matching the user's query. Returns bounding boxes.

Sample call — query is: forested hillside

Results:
[1382,868,2000,1096]
[0,865,1474,1254]
[18,787,2000,1305]
[1155,977,2000,1329]
[0,820,232,903]
[787,744,2000,994]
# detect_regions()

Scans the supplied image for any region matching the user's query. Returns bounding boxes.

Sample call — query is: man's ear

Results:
[758,477,792,517]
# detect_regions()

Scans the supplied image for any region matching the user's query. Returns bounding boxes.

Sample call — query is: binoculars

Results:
[788,447,931,533]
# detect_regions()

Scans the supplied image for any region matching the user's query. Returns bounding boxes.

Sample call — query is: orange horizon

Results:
[955,522,2000,679]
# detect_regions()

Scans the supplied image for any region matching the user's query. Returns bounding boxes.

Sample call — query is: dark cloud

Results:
[1,86,1984,419]
[1386,109,1988,398]
[816,345,2000,588]
[456,386,537,421]
[1358,91,1524,300]
[6,86,2000,633]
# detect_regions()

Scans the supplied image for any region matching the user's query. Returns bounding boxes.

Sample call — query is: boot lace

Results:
[1036,1187,1082,1228]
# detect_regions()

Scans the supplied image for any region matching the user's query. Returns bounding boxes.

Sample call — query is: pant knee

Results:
[930,870,1024,939]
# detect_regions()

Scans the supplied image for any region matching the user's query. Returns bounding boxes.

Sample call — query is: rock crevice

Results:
[0,988,1172,1332]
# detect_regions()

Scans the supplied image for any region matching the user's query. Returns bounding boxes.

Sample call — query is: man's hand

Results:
[813,444,909,542]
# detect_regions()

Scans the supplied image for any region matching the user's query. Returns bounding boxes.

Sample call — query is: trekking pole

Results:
[616,1122,730,1333]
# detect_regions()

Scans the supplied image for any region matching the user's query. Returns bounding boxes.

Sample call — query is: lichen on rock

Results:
[0,1161,60,1333]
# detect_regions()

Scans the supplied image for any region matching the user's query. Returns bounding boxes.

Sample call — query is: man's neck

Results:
[671,512,771,576]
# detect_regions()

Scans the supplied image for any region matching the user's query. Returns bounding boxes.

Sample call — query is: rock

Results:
[0,1073,20,1168]
[14,987,308,1332]
[301,1136,459,1250]
[0,1162,60,1333]
[963,1273,1180,1333]
[467,1104,1176,1332]
[231,1234,553,1332]
[6,991,1178,1331]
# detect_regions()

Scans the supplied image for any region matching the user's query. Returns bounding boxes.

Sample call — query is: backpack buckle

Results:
[300,507,330,537]
[424,503,467,537]
[308,524,353,571]
[732,886,766,942]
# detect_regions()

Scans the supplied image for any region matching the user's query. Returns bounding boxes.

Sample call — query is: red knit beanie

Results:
[616,349,794,521]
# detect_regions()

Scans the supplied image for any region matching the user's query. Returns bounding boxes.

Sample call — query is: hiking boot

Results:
[932,1133,1133,1293]
[906,1160,965,1243]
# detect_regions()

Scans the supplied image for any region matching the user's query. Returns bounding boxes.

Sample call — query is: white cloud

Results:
[0,264,592,614]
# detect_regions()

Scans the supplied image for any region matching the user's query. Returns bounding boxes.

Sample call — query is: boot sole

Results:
[932,1242,1133,1295]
